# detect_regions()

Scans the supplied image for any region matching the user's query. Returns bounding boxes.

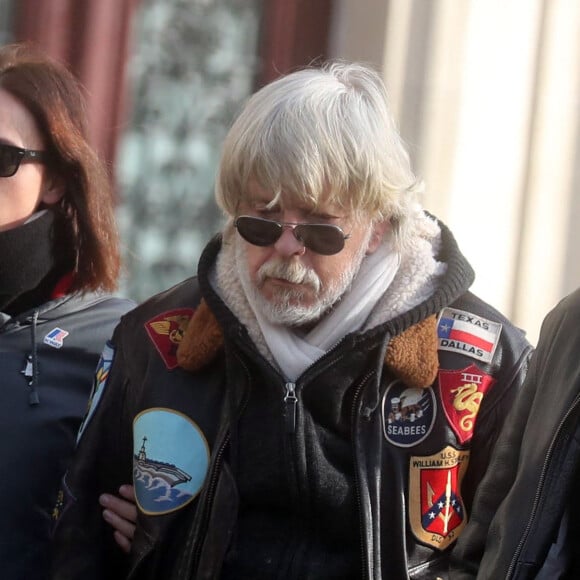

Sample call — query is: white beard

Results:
[235,234,371,327]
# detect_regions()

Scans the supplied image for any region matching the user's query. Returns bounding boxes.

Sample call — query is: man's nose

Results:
[273,225,306,257]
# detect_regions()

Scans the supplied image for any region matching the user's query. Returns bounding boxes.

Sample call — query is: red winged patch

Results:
[145,309,194,369]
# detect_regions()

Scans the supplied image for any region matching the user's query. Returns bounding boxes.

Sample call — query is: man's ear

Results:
[366,220,391,255]
[40,173,65,205]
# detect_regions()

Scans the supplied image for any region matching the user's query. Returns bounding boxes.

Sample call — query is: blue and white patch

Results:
[437,308,502,364]
[133,409,209,516]
[382,381,436,447]
[76,342,115,443]
[43,327,69,349]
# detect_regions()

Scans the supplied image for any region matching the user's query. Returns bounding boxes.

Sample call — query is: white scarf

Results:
[242,240,400,381]
[214,211,446,381]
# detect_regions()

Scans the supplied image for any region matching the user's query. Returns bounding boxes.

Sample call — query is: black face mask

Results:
[0,210,58,314]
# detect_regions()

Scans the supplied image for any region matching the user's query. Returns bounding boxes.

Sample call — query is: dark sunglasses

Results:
[0,143,47,177]
[234,215,350,255]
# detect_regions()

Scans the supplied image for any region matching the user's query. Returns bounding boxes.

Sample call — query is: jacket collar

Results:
[177,298,438,389]
[177,212,474,390]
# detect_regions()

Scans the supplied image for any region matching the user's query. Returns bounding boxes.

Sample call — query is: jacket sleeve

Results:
[50,325,134,580]
[449,298,573,579]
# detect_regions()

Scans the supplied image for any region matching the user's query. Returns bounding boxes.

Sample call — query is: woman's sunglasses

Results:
[0,143,46,177]
[234,215,350,255]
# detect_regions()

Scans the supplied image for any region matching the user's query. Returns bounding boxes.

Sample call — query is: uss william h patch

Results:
[409,446,470,550]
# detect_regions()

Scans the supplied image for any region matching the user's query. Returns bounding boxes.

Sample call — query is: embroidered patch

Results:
[438,364,495,444]
[76,342,115,443]
[43,327,69,349]
[133,408,209,515]
[409,446,470,550]
[437,308,502,364]
[145,309,194,369]
[382,381,436,447]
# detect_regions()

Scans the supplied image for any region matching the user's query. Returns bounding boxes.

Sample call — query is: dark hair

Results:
[0,43,120,292]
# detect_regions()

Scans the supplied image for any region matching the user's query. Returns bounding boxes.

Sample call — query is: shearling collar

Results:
[176,210,476,390]
[176,298,438,389]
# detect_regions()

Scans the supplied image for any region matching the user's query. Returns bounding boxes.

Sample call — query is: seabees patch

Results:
[145,308,194,369]
[438,364,495,444]
[409,446,470,550]
[437,308,502,364]
[382,381,436,447]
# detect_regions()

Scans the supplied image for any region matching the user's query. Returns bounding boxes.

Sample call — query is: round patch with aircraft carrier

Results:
[382,381,436,447]
[133,408,209,515]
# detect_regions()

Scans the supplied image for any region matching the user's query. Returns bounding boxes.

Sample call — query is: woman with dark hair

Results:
[0,43,135,578]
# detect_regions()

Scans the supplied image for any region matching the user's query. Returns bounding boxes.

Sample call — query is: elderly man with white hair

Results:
[51,62,532,580]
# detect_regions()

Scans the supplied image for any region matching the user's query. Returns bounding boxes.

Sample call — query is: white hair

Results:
[215,61,423,246]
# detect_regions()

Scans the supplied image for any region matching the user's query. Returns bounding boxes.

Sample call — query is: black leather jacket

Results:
[450,288,580,580]
[51,230,532,580]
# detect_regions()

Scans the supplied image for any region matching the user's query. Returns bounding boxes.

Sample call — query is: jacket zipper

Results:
[293,338,380,580]
[506,392,580,579]
[185,431,232,575]
[280,345,362,578]
[23,309,41,405]
[351,370,376,580]
[284,382,298,433]
[238,330,381,577]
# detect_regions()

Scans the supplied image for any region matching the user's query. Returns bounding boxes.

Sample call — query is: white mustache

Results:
[257,259,321,292]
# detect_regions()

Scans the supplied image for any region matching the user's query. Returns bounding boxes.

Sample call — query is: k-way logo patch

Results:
[145,309,194,369]
[437,308,502,364]
[438,364,495,444]
[409,446,470,550]
[43,327,69,349]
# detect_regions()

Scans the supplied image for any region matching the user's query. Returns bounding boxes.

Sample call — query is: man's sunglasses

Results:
[0,143,46,177]
[234,215,350,255]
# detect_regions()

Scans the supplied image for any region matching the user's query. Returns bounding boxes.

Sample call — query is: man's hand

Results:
[99,484,137,553]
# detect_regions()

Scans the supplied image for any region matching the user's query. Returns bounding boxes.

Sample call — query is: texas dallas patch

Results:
[133,409,209,515]
[382,381,436,447]
[409,446,470,550]
[437,308,502,364]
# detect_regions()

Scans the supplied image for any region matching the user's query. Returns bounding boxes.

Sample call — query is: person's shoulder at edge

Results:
[550,286,580,319]
[530,287,580,353]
